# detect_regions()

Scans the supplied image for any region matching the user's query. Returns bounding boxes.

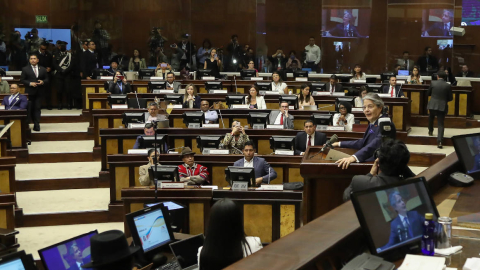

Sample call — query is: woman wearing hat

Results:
[178,147,210,185]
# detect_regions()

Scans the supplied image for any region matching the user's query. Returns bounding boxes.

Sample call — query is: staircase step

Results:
[30,132,91,141]
[41,115,87,123]
[16,177,108,191]
[27,141,94,162]
[20,210,111,227]
[29,122,89,133]
[15,162,101,180]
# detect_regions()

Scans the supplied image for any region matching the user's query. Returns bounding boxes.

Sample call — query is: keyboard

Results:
[156,260,182,270]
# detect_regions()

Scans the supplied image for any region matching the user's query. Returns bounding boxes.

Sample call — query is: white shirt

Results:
[333,113,355,132]
[272,82,287,94]
[305,132,315,151]
[244,158,254,168]
[399,214,410,227]
[274,112,285,125]
[304,44,321,64]
[329,83,335,93]
[203,110,218,123]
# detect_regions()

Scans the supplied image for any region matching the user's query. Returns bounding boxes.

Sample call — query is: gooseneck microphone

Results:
[309,134,339,159]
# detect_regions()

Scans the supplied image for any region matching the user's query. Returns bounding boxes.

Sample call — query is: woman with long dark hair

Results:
[350,64,366,81]
[297,84,315,109]
[198,198,262,270]
[333,101,354,131]
[407,65,423,84]
[128,49,147,71]
[245,85,266,109]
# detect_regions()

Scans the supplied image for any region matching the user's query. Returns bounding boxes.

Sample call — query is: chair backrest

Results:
[127,98,148,109]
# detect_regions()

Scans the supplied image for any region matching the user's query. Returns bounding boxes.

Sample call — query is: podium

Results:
[300,146,371,223]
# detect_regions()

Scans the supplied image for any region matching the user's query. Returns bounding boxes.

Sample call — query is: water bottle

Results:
[421,213,435,256]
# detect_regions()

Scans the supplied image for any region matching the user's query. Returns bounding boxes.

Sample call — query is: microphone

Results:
[268,167,271,184]
[397,82,403,98]
[216,102,225,128]
[134,91,140,109]
[167,146,184,153]
[234,75,238,94]
[397,225,403,242]
[309,134,338,159]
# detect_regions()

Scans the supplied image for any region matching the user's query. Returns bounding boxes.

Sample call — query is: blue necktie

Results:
[118,83,123,94]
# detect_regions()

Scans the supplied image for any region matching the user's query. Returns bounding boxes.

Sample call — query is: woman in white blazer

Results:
[271,71,288,94]
[333,101,355,131]
[245,85,267,109]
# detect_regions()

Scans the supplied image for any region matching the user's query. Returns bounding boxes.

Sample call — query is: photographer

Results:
[169,43,184,71]
[148,27,168,66]
[25,28,43,53]
[8,31,27,70]
[177,34,195,70]
[91,21,110,66]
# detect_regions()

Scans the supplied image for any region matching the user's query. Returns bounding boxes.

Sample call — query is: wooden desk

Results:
[0,110,29,160]
[0,157,16,196]
[0,193,15,230]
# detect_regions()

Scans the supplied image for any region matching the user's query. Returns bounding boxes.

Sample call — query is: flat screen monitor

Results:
[0,251,36,270]
[302,68,312,72]
[398,70,409,76]
[145,201,186,212]
[321,9,371,38]
[148,81,166,91]
[126,203,175,258]
[93,69,109,79]
[226,95,246,107]
[147,66,157,70]
[367,84,382,93]
[148,165,180,182]
[38,231,98,270]
[462,1,480,25]
[164,94,183,105]
[345,87,359,97]
[311,114,333,126]
[381,73,395,83]
[337,75,352,83]
[102,65,110,70]
[182,112,205,128]
[279,95,299,110]
[248,112,269,129]
[141,135,168,153]
[366,77,377,83]
[351,177,439,259]
[15,28,72,50]
[169,234,205,269]
[269,136,295,151]
[225,166,255,186]
[310,82,326,92]
[336,97,355,111]
[122,113,145,128]
[139,69,155,79]
[205,81,222,91]
[108,94,127,105]
[255,81,272,91]
[293,70,308,78]
[198,69,212,78]
[196,135,222,152]
[452,132,480,176]
[240,69,256,79]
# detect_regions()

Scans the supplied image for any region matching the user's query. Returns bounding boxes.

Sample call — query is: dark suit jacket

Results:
[233,156,277,184]
[53,52,74,76]
[269,110,294,129]
[456,71,474,78]
[417,55,439,73]
[294,131,327,155]
[108,82,132,94]
[382,84,404,97]
[340,115,396,162]
[20,65,49,96]
[328,24,362,37]
[343,172,403,201]
[38,52,53,71]
[177,42,195,63]
[380,211,425,251]
[325,83,343,93]
[426,22,452,37]
[81,50,98,78]
[2,94,28,110]
[427,79,453,112]
[182,95,202,109]
[268,55,287,70]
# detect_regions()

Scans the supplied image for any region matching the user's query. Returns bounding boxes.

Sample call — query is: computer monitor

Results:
[225,166,255,186]
[293,70,308,78]
[269,136,295,151]
[248,112,269,129]
[122,112,145,128]
[0,251,36,270]
[141,135,168,153]
[126,203,175,258]
[367,84,382,93]
[310,82,326,92]
[351,177,439,260]
[148,81,167,91]
[107,94,127,106]
[366,77,377,83]
[102,65,110,70]
[198,69,212,79]
[398,70,409,76]
[452,133,480,177]
[311,114,333,126]
[279,95,299,110]
[302,68,312,72]
[182,112,205,128]
[38,230,98,270]
[335,97,355,111]
[92,69,109,79]
[381,72,395,83]
[196,135,222,152]
[169,234,205,269]
[205,81,223,91]
[345,87,359,97]
[144,201,187,233]
[139,69,155,79]
[0,67,7,76]
[164,94,184,105]
[148,165,180,182]
[225,95,246,107]
[240,69,256,79]
[337,75,352,83]
[255,81,272,91]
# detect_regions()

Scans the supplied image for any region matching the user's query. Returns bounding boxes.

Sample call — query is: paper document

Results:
[398,254,445,270]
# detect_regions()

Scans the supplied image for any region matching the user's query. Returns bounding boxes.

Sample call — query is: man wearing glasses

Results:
[268,101,294,129]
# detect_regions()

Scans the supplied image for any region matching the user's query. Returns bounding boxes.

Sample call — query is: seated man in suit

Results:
[108,71,131,94]
[456,65,474,78]
[396,51,414,72]
[382,76,404,97]
[200,100,218,124]
[233,141,277,186]
[166,72,181,93]
[269,101,294,129]
[138,149,161,186]
[343,140,411,201]
[178,147,210,185]
[144,102,167,123]
[326,75,342,93]
[378,191,425,252]
[2,84,27,110]
[294,120,327,155]
[133,123,155,149]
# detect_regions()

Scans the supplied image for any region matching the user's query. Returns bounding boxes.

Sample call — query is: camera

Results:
[170,44,176,48]
[25,32,34,39]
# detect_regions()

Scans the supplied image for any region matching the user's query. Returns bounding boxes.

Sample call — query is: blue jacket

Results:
[379,210,424,252]
[2,94,28,110]
[340,115,395,162]
[233,156,277,184]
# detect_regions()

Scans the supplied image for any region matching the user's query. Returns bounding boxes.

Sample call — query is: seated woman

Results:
[271,71,288,94]
[204,48,221,78]
[333,101,354,131]
[245,85,266,109]
[350,64,366,82]
[108,71,131,94]
[354,86,368,108]
[182,84,201,109]
[138,149,161,186]
[128,49,147,71]
[407,66,423,85]
[220,121,250,154]
[245,60,259,77]
[198,198,263,270]
[297,84,315,109]
[155,62,173,79]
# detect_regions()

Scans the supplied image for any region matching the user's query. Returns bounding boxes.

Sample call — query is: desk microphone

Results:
[167,146,184,153]
[309,134,338,159]
[234,75,238,94]
[134,91,140,108]
[231,146,243,155]
[268,167,271,184]
[216,102,225,128]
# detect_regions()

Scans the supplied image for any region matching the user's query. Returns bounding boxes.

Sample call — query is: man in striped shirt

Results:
[178,147,210,185]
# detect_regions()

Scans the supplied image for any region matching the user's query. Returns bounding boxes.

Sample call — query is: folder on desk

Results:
[324,149,350,161]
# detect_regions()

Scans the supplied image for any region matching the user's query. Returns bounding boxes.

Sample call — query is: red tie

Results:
[391,86,394,97]
[280,113,284,125]
[307,135,311,146]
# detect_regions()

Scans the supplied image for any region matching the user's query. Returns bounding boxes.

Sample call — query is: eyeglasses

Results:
[339,106,346,110]
[362,104,376,111]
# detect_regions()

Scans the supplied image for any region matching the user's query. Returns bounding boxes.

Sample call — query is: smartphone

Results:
[214,54,218,58]
[116,75,124,81]
[161,63,167,68]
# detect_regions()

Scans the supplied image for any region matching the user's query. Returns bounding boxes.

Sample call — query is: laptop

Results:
[169,234,205,270]
[397,70,409,76]
[0,251,36,270]
[350,177,439,260]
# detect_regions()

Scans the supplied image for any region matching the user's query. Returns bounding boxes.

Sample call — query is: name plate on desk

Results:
[288,106,295,110]
[262,91,280,95]
[205,149,230,155]
[312,91,331,96]
[378,93,391,98]
[250,77,263,81]
[99,76,112,80]
[231,104,249,109]
[267,125,284,129]
[352,108,363,112]
[153,89,174,94]
[167,104,183,109]
[332,92,345,97]
[275,150,294,155]
[353,80,366,83]
[128,123,145,129]
[327,126,345,131]
[316,125,328,131]
[202,124,220,128]
[111,104,128,109]
[0,105,4,110]
[150,77,164,80]
[127,149,148,155]
[1,77,13,80]
[259,184,284,191]
[202,76,215,80]
[295,77,308,82]
[209,90,227,94]
[232,181,248,191]
[160,182,185,189]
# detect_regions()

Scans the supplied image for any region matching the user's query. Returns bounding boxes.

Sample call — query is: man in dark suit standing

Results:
[294,120,327,155]
[20,53,49,131]
[427,71,453,149]
[53,41,74,110]
[81,41,99,79]
[232,141,277,186]
[417,47,439,74]
[325,75,343,93]
[456,65,474,78]
[37,42,53,109]
[382,76,404,97]
[2,84,27,110]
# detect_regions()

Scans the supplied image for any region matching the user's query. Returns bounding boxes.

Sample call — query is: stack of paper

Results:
[399,255,445,270]
[464,257,480,270]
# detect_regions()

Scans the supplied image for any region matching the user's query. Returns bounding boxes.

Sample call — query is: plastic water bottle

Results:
[421,213,435,256]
